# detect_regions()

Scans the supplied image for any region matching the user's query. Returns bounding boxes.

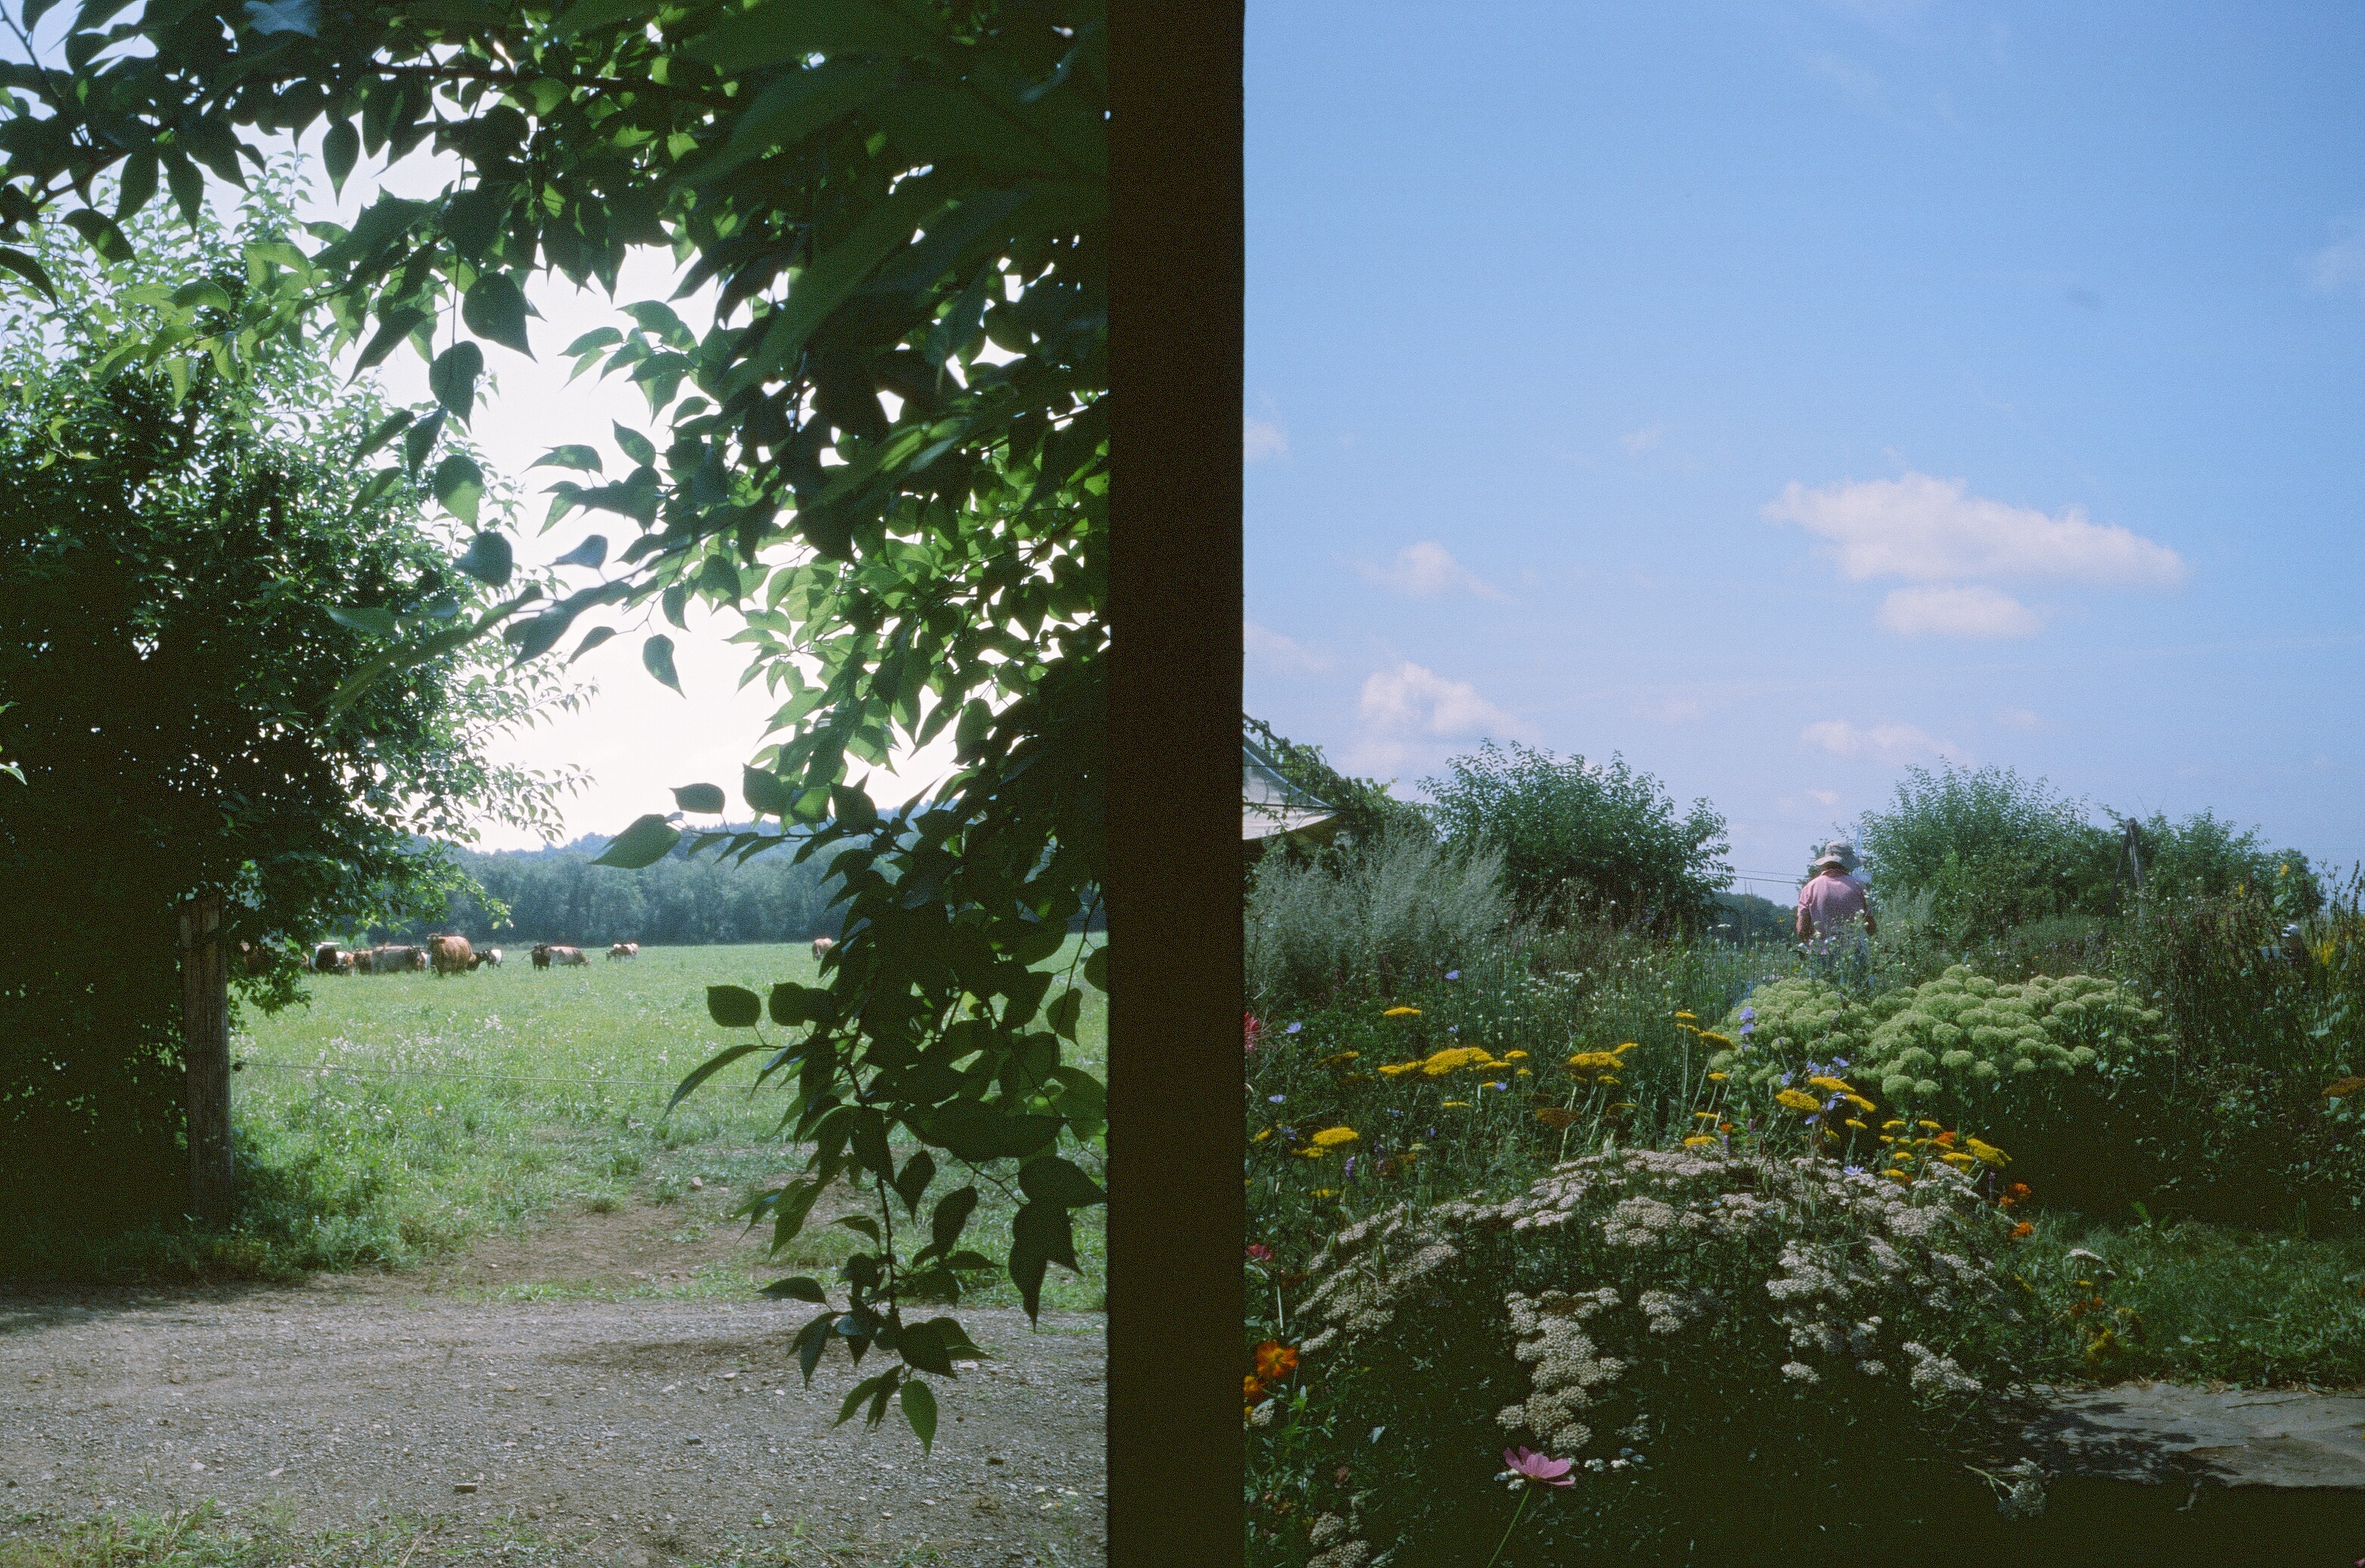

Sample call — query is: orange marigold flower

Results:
[2011,1222,2033,1239]
[1254,1341,1300,1381]
[1244,1375,1265,1400]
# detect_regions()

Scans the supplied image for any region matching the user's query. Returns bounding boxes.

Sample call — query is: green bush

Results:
[1245,830,1513,1009]
[1421,741,1730,935]
[1857,765,2118,944]
[1278,1150,2034,1563]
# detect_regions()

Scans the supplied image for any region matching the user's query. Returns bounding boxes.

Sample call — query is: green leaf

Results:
[898,1377,938,1453]
[919,1316,983,1359]
[170,279,233,314]
[771,1176,827,1251]
[432,453,485,525]
[892,1149,935,1217]
[63,208,134,264]
[0,247,60,305]
[403,407,448,472]
[707,984,762,1028]
[688,59,895,187]
[321,119,360,195]
[453,530,512,587]
[428,341,484,422]
[568,626,617,663]
[830,784,879,832]
[1046,986,1081,1041]
[444,182,511,261]
[643,633,683,694]
[531,444,603,474]
[353,410,412,463]
[743,764,793,817]
[929,1186,978,1260]
[834,1371,892,1428]
[592,813,681,868]
[113,151,159,221]
[1019,1155,1105,1209]
[507,607,580,664]
[686,0,946,72]
[725,180,949,397]
[926,1100,1062,1163]
[552,535,607,570]
[897,1320,954,1378]
[849,1107,891,1179]
[769,982,830,1026]
[326,605,399,638]
[672,781,726,814]
[612,421,657,468]
[1008,1202,1075,1322]
[662,1041,761,1116]
[547,0,659,37]
[1083,945,1107,993]
[833,1214,880,1244]
[462,271,533,357]
[355,305,430,373]
[761,1276,828,1303]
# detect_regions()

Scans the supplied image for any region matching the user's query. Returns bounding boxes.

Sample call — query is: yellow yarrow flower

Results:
[1312,1189,1337,1198]
[1844,1118,1868,1131]
[1917,1120,1943,1132]
[1775,1088,1820,1112]
[1842,1093,1877,1113]
[1682,1134,1717,1147]
[1252,1128,1272,1143]
[1674,1011,1697,1022]
[1441,1100,1471,1109]
[1384,1007,1422,1018]
[1694,1110,1719,1120]
[1698,1031,1736,1049]
[1515,1068,1532,1077]
[1939,1152,1977,1171]
[1706,1071,1729,1081]
[1807,1075,1853,1094]
[1569,1051,1625,1072]
[1377,1061,1420,1078]
[1504,1050,1529,1061]
[1311,1127,1359,1149]
[1881,1119,1906,1130]
[1613,1041,1640,1055]
[1964,1137,2011,1168]
[1883,1169,1912,1185]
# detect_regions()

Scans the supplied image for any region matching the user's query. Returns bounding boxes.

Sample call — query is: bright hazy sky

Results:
[1245,3,2365,898]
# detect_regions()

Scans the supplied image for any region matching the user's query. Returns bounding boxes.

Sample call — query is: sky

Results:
[1244,1,2365,899]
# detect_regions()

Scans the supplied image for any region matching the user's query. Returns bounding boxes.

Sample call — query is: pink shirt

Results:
[1796,871,1869,937]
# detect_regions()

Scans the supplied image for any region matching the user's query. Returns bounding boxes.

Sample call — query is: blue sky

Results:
[1244,2,2365,898]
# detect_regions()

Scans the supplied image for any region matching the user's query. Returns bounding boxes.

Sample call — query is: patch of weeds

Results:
[583,1192,621,1215]
[650,1174,689,1206]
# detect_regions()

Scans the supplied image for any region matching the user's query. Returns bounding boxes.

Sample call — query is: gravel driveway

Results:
[0,1274,1105,1567]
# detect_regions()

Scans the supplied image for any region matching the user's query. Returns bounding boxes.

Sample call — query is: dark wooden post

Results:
[178,892,234,1223]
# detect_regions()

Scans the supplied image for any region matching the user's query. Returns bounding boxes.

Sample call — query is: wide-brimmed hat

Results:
[1819,838,1859,869]
[1812,853,1848,871]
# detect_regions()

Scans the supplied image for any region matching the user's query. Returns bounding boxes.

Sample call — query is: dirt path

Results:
[0,1199,1105,1567]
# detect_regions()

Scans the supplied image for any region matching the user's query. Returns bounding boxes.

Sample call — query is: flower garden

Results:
[1244,887,2365,1564]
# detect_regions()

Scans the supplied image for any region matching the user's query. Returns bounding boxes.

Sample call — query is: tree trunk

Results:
[179,893,234,1224]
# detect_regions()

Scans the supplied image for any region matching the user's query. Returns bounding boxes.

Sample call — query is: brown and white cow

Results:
[812,936,836,962]
[429,934,476,976]
[607,942,639,960]
[480,948,502,969]
[361,945,427,973]
[533,944,589,967]
[313,943,346,974]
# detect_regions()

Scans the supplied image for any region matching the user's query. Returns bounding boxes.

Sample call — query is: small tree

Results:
[0,175,581,1234]
[1421,741,1730,935]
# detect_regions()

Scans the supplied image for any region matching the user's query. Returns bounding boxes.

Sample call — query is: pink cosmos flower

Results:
[1502,1446,1575,1487]
[1246,1243,1275,1263]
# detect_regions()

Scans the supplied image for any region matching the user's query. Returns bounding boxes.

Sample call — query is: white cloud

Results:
[1345,662,1523,775]
[1244,621,1332,676]
[1620,424,1666,455]
[1354,541,1510,601]
[1808,788,1840,806]
[1243,414,1289,462]
[1875,584,2045,639]
[1994,705,2044,731]
[1764,471,2186,589]
[1801,719,1972,766]
[2308,215,2365,301]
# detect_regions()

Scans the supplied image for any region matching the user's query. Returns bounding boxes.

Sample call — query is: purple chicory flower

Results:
[1268,1094,1285,1104]
[1844,1164,1865,1176]
[1445,970,1461,982]
[1502,1446,1575,1488]
[1740,1007,1756,1022]
[1287,1022,1303,1035]
[1778,1071,1793,1086]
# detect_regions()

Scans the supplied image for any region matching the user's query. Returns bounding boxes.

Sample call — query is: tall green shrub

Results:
[1423,741,1730,934]
[1245,831,1511,1007]
[1856,765,2116,943]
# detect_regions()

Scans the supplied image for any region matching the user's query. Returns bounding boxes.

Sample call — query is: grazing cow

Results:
[313,943,346,974]
[481,948,502,969]
[429,934,476,976]
[531,943,551,969]
[362,944,427,974]
[812,936,836,962]
[534,943,589,967]
[607,942,639,960]
[335,951,357,974]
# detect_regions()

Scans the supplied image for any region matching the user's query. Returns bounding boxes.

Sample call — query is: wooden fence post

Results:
[178,892,234,1224]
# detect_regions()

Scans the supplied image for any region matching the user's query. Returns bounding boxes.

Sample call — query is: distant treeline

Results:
[358,830,1104,948]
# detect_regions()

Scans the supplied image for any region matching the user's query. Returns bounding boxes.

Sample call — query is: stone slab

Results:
[2020,1382,2365,1489]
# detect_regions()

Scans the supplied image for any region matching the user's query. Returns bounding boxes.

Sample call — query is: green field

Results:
[32,939,1105,1307]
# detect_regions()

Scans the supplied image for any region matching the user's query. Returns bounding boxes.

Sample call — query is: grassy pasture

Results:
[15,940,1105,1308]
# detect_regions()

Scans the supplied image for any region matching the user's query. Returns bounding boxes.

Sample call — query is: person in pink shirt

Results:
[1797,846,1872,945]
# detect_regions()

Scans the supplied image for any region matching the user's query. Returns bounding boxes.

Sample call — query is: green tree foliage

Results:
[1855,765,2115,943]
[1421,740,1731,935]
[0,0,1105,1443]
[370,840,843,947]
[1857,765,2320,945]
[0,177,583,1229]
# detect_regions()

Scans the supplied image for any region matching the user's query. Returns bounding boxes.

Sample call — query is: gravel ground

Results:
[0,1268,1104,1566]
